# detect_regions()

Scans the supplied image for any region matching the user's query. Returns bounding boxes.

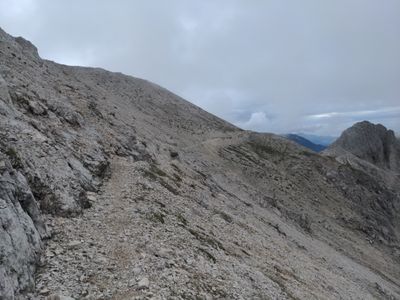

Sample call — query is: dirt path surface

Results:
[35,157,168,299]
[34,155,266,300]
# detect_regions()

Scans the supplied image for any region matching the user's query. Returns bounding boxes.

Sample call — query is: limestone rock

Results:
[0,154,47,299]
[46,294,75,300]
[325,121,400,172]
[138,277,150,290]
[0,26,399,300]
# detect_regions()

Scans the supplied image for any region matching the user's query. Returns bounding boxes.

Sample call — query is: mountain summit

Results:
[326,121,400,173]
[1,28,400,299]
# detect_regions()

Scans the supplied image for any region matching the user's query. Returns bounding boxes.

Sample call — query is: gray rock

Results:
[325,121,400,172]
[0,26,400,300]
[67,240,81,249]
[137,277,150,290]
[0,154,47,299]
[46,294,75,300]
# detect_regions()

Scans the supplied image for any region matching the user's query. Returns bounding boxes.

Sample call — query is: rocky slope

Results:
[1,28,400,299]
[0,154,48,298]
[324,121,400,173]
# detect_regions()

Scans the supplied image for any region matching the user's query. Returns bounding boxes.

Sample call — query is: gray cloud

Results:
[1,0,399,136]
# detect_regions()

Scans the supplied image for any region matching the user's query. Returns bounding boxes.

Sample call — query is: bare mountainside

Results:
[324,121,400,174]
[0,28,399,300]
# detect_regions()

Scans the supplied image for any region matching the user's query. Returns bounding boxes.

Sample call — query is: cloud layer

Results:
[1,0,399,135]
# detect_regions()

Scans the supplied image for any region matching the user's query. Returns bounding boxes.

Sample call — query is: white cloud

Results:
[308,106,400,120]
[0,0,36,16]
[237,112,271,132]
[0,0,399,135]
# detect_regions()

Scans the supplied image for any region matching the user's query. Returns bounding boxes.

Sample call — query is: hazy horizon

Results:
[1,0,399,136]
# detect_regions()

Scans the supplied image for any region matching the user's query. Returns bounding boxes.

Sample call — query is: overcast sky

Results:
[1,0,399,136]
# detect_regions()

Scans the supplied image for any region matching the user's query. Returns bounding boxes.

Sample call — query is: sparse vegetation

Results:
[88,100,103,118]
[147,211,166,224]
[3,26,399,300]
[154,200,166,208]
[187,228,225,250]
[222,145,260,165]
[142,164,180,195]
[149,165,167,177]
[289,213,313,233]
[198,247,216,263]
[299,214,312,233]
[249,142,282,157]
[171,163,182,174]
[176,213,188,226]
[214,209,233,223]
[301,150,318,157]
[172,173,182,182]
[5,147,23,169]
[248,141,292,163]
[156,178,180,195]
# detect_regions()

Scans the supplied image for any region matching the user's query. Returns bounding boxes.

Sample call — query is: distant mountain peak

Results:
[284,134,326,152]
[295,133,337,146]
[326,121,400,172]
[2,28,400,299]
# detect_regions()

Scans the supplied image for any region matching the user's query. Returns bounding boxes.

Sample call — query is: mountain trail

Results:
[1,28,400,300]
[35,157,160,299]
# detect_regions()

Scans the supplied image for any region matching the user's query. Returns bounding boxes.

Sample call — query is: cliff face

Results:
[325,121,400,173]
[0,153,47,298]
[1,28,400,299]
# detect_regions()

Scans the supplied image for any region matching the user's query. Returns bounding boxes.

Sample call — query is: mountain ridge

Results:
[284,134,327,152]
[324,121,400,174]
[296,133,337,146]
[1,28,400,300]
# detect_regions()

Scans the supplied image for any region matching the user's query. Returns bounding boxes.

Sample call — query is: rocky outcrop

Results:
[0,26,236,298]
[0,29,110,216]
[325,121,400,173]
[0,153,47,299]
[1,27,400,299]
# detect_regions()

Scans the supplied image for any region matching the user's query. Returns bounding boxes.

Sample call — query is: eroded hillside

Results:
[1,28,399,300]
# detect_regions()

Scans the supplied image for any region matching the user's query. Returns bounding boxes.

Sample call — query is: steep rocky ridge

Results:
[324,121,400,173]
[1,28,400,299]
